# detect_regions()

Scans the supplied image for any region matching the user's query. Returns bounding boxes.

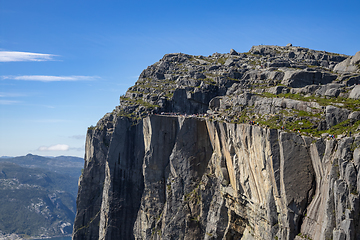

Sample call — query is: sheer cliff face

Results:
[74,115,359,240]
[73,45,360,240]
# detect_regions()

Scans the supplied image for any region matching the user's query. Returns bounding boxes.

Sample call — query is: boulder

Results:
[326,105,350,128]
[294,84,320,95]
[208,65,221,71]
[349,85,360,99]
[266,61,290,68]
[345,75,360,86]
[350,51,360,65]
[226,68,243,79]
[267,86,285,95]
[334,58,354,73]
[320,60,329,68]
[224,58,239,67]
[315,83,344,97]
[267,71,285,81]
[334,51,360,73]
[288,51,295,58]
[324,88,340,97]
[322,72,338,83]
[282,70,336,88]
[348,111,360,121]
[230,49,238,55]
[193,72,206,79]
[209,96,222,111]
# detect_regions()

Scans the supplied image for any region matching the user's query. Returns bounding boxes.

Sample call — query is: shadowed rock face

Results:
[73,127,108,240]
[73,45,360,240]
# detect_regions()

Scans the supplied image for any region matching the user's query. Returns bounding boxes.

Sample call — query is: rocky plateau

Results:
[73,44,360,240]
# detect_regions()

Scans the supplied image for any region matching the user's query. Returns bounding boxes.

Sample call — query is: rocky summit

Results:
[73,45,360,240]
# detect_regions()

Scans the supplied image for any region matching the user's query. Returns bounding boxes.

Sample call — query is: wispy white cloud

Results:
[70,135,85,140]
[0,51,57,62]
[0,100,20,105]
[0,92,26,105]
[69,146,85,151]
[33,119,69,123]
[38,144,69,151]
[1,75,99,82]
[0,92,27,97]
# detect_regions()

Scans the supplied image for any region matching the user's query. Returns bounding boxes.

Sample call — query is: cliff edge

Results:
[73,45,360,240]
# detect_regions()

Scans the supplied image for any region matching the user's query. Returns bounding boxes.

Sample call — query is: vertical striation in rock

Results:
[99,118,145,239]
[74,45,360,240]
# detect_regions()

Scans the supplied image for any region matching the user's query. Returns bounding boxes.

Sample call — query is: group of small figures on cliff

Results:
[156,111,357,142]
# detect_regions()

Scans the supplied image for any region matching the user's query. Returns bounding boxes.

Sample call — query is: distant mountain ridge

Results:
[0,154,83,183]
[0,154,83,239]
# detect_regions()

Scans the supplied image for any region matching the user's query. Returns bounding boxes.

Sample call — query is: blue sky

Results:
[1,0,359,158]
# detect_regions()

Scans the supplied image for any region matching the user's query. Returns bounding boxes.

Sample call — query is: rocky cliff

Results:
[73,45,360,240]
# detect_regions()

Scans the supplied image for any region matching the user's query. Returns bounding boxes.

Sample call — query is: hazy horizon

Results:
[1,0,359,158]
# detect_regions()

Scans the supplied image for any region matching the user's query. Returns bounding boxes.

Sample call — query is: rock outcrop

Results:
[350,85,360,99]
[73,45,360,240]
[334,51,360,73]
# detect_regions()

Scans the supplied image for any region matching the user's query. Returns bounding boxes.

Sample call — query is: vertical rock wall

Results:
[99,117,145,239]
[73,126,108,240]
[74,114,360,240]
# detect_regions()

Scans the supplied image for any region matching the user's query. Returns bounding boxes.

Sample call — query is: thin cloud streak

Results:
[0,92,27,97]
[69,146,85,152]
[38,144,70,151]
[31,119,69,123]
[1,75,99,82]
[70,135,85,140]
[0,51,57,62]
[0,100,20,105]
[37,119,66,123]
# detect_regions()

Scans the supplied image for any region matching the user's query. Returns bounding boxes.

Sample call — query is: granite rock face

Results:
[334,51,360,73]
[349,85,360,99]
[73,45,360,240]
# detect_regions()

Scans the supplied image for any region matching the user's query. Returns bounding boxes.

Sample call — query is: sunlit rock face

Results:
[73,45,360,240]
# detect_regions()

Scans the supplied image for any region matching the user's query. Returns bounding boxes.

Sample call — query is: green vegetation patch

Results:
[117,109,141,121]
[202,78,216,85]
[217,57,227,65]
[184,185,201,204]
[324,119,360,136]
